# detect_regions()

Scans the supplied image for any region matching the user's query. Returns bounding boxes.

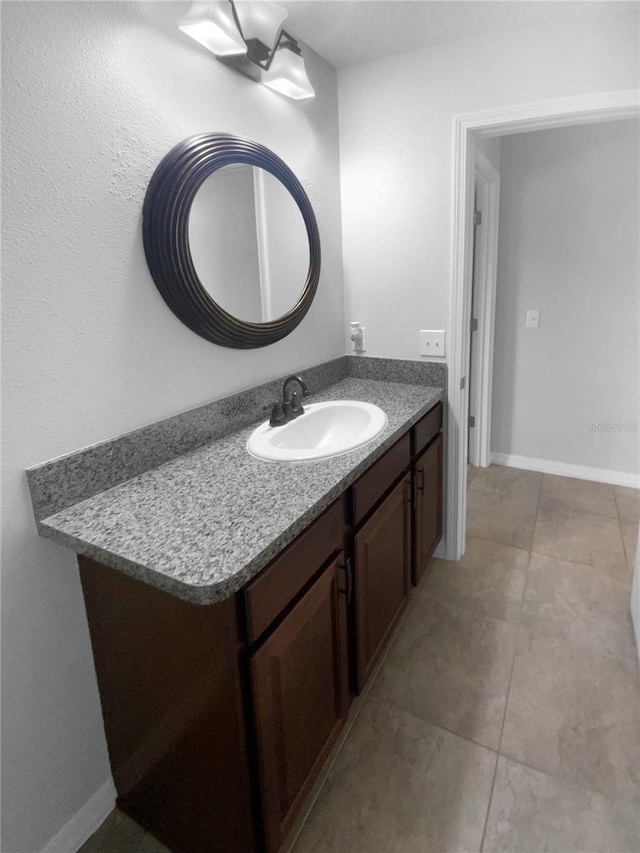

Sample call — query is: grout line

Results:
[420,589,522,627]
[471,472,626,523]
[528,546,632,585]
[371,692,501,756]
[529,546,632,583]
[613,486,625,523]
[479,477,539,852]
[478,569,528,852]
[478,748,500,853]
[468,529,534,552]
[495,749,640,809]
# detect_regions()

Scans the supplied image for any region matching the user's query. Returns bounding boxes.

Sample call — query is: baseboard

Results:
[40,777,116,853]
[490,452,640,489]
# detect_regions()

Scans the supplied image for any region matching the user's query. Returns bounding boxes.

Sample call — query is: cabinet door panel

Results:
[355,477,410,691]
[250,558,348,853]
[414,433,443,585]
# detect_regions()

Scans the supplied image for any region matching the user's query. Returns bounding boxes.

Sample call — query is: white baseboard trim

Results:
[490,452,640,489]
[41,777,116,853]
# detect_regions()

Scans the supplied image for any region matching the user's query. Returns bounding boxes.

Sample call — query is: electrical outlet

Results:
[419,330,446,358]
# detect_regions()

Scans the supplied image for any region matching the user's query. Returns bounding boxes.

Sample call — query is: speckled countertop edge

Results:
[38,378,443,605]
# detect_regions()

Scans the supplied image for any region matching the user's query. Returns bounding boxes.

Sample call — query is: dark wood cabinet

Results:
[354,475,411,690]
[78,400,443,853]
[250,557,349,853]
[414,433,443,585]
[78,557,256,853]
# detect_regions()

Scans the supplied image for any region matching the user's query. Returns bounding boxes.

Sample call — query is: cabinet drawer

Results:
[243,496,346,644]
[352,433,411,527]
[413,401,443,457]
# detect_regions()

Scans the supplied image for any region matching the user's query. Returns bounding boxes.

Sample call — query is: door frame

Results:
[446,89,640,561]
[468,147,500,469]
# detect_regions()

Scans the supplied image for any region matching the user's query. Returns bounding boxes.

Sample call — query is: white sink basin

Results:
[247,400,388,462]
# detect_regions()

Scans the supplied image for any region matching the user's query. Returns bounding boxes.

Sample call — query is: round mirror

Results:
[142,134,321,349]
[188,164,309,324]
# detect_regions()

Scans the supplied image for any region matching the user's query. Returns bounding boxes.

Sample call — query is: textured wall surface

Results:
[491,120,640,475]
[1,2,343,850]
[338,12,639,359]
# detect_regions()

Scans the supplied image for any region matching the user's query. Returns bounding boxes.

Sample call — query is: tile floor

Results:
[81,466,640,853]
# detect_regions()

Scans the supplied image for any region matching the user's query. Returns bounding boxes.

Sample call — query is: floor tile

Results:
[424,536,529,623]
[615,485,640,523]
[501,631,640,800]
[483,756,640,853]
[78,809,169,853]
[540,474,617,518]
[521,553,637,663]
[533,503,629,581]
[469,465,541,500]
[291,696,496,853]
[371,598,517,749]
[467,488,539,550]
[621,518,638,568]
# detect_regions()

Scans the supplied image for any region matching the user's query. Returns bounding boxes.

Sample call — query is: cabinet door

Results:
[414,433,443,586]
[250,557,349,853]
[355,476,411,691]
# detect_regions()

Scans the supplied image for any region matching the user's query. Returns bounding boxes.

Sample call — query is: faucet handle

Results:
[264,400,286,427]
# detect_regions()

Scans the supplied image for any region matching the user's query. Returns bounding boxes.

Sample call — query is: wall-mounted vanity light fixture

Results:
[179,1,315,100]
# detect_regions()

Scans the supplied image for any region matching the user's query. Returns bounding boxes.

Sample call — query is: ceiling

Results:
[277,0,639,68]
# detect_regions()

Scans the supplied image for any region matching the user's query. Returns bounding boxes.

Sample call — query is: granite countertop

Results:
[37,377,443,604]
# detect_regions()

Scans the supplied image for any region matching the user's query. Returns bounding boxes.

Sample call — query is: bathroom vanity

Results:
[28,365,443,853]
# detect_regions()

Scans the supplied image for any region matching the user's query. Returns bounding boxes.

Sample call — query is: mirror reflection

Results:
[188,165,309,324]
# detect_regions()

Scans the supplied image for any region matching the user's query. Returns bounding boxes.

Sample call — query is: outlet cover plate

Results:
[525,309,540,329]
[419,329,446,358]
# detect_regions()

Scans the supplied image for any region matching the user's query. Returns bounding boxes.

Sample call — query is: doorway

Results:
[445,89,640,562]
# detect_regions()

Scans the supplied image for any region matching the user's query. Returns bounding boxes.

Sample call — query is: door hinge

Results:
[469,415,476,428]
[470,318,478,333]
[473,210,482,227]
[460,376,466,390]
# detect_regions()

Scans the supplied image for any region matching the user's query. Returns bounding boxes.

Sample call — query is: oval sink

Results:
[247,400,388,462]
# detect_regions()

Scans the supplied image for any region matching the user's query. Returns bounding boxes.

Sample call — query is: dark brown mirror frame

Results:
[143,133,321,349]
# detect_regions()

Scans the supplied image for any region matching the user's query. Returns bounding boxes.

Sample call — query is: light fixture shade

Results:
[179,1,246,56]
[262,46,315,100]
[234,1,287,48]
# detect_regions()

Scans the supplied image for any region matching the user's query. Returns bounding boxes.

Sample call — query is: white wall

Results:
[338,12,639,359]
[261,170,310,320]
[0,2,344,850]
[491,120,640,478]
[189,166,264,321]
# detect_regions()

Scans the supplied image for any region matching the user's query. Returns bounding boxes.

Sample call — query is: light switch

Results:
[526,309,540,329]
[419,330,446,358]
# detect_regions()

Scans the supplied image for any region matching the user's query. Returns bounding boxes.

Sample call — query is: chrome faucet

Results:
[266,375,310,427]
